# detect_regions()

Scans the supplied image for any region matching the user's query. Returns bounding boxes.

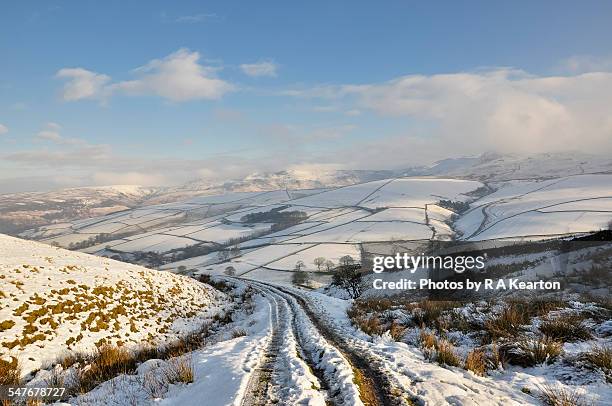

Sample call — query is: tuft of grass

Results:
[76,345,136,392]
[537,383,588,406]
[583,345,612,382]
[539,313,592,342]
[419,330,438,349]
[0,356,21,385]
[163,357,194,384]
[464,349,487,376]
[435,340,460,367]
[502,336,563,367]
[484,304,529,339]
[231,328,248,338]
[388,321,406,342]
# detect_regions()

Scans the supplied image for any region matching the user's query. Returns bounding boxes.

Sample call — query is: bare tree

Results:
[224,266,236,276]
[230,244,242,257]
[332,265,368,299]
[217,249,230,262]
[324,260,335,272]
[294,260,305,271]
[313,257,326,271]
[292,269,309,286]
[339,255,355,267]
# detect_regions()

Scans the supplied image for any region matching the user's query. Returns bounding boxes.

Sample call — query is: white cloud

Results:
[56,49,233,102]
[287,68,612,156]
[0,123,8,135]
[56,68,111,101]
[240,60,278,77]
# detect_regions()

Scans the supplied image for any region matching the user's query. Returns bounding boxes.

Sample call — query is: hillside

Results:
[0,234,226,376]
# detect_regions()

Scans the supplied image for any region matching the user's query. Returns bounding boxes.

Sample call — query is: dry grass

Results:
[484,304,529,339]
[419,330,438,349]
[464,349,487,376]
[76,345,136,392]
[583,345,612,382]
[502,336,563,367]
[407,300,461,329]
[435,340,460,367]
[539,313,592,342]
[0,356,21,385]
[163,357,194,384]
[231,328,248,338]
[389,321,406,341]
[537,383,588,406]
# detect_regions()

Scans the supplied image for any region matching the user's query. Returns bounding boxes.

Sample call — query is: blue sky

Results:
[1,1,612,192]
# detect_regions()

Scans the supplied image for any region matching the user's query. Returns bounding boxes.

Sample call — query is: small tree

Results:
[313,257,326,271]
[217,249,230,262]
[294,260,305,271]
[332,265,367,299]
[224,266,236,276]
[324,260,335,272]
[292,269,309,286]
[339,255,355,267]
[230,244,242,257]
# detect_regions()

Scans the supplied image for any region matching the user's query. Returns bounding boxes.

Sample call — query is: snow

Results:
[0,233,226,376]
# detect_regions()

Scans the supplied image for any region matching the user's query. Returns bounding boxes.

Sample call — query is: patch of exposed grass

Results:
[583,345,612,382]
[464,349,487,376]
[435,340,460,367]
[537,384,588,406]
[163,356,194,384]
[0,356,20,385]
[539,313,592,342]
[502,336,563,367]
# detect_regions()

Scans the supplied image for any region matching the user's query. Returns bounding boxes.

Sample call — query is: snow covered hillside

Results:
[0,234,226,375]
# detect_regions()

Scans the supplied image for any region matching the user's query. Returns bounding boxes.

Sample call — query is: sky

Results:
[1,0,612,193]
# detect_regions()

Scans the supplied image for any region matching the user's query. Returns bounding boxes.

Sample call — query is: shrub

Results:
[502,336,563,367]
[539,313,592,342]
[77,345,136,392]
[537,383,588,406]
[464,349,487,376]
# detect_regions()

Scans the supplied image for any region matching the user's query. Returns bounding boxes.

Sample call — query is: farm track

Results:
[241,282,336,405]
[242,279,410,406]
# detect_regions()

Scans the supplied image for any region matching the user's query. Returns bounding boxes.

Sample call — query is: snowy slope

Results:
[0,234,226,375]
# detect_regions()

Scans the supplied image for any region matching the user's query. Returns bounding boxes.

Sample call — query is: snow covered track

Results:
[242,279,411,406]
[271,284,411,406]
[240,280,364,405]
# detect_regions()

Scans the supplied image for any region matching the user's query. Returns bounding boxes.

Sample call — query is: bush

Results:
[539,313,592,342]
[465,349,487,376]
